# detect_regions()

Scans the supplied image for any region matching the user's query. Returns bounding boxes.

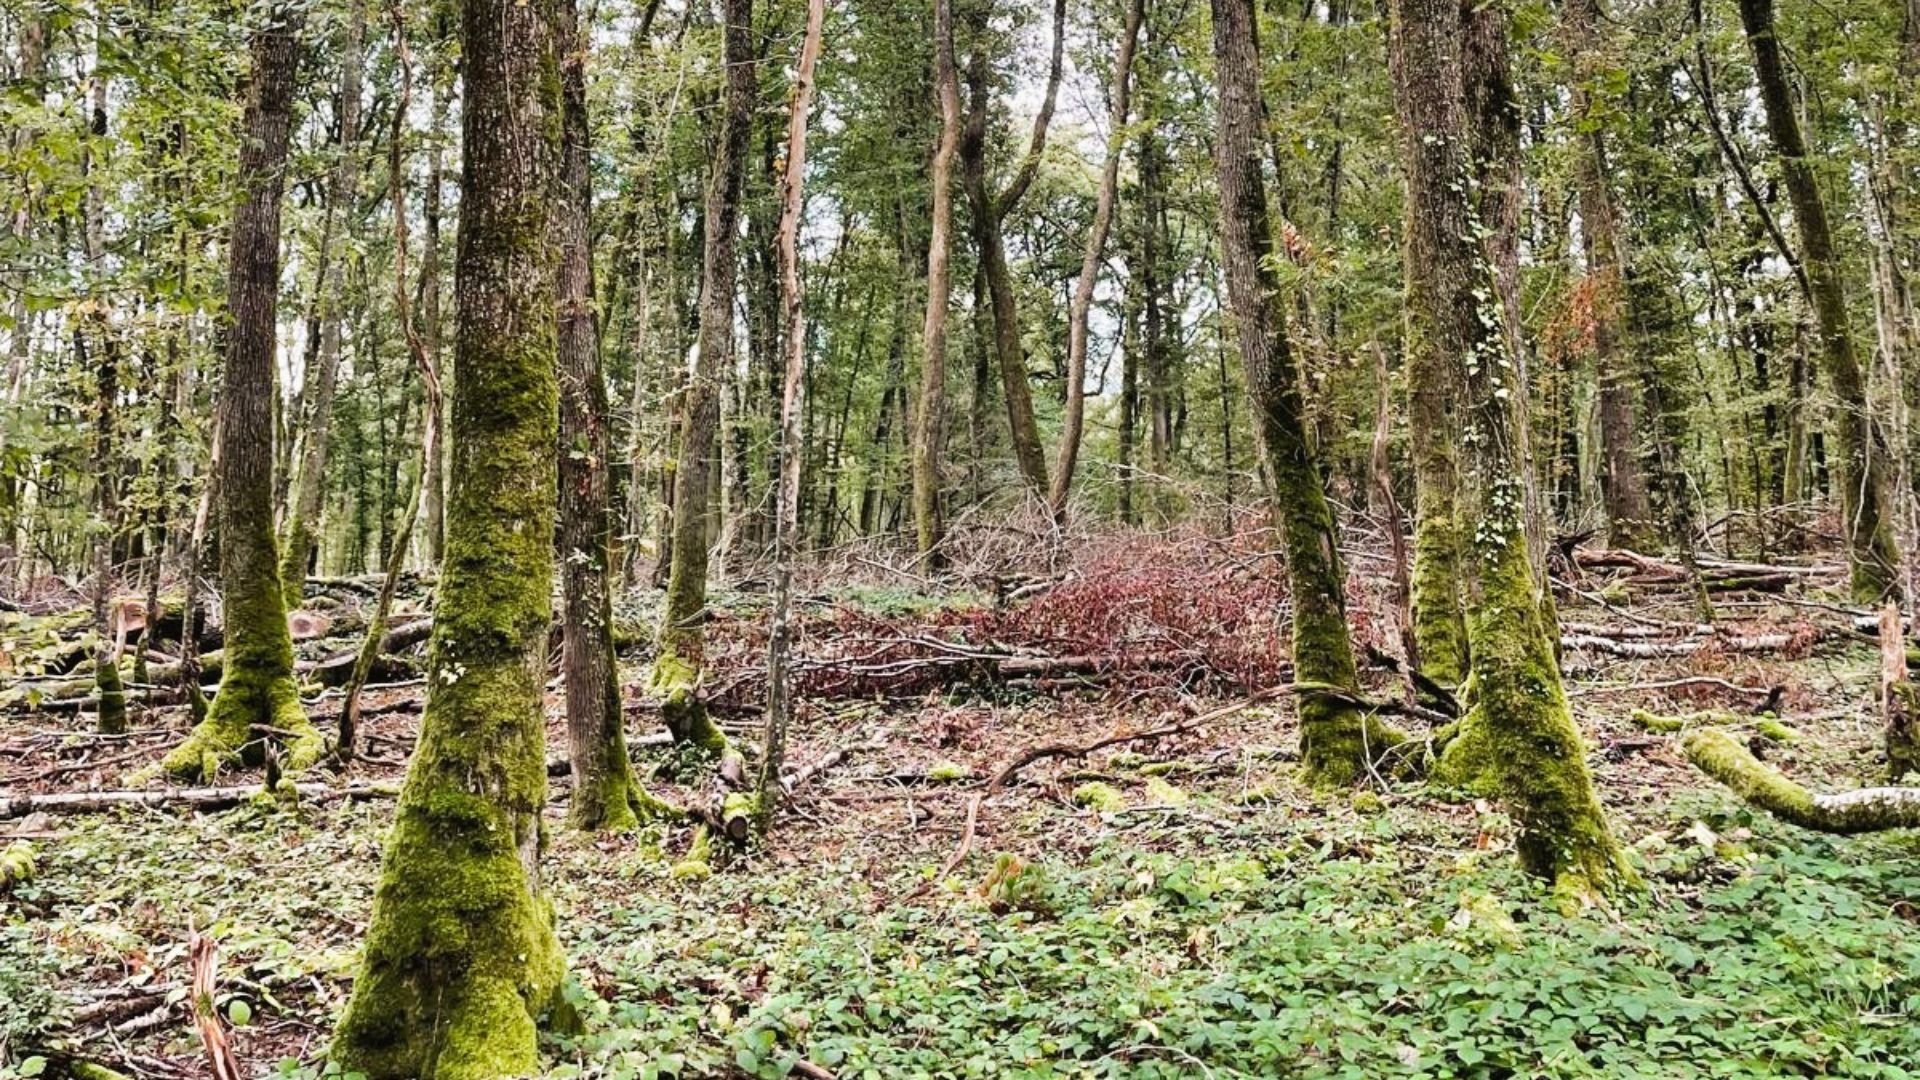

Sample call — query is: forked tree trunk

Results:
[1050,0,1145,517]
[330,0,567,1070]
[1738,0,1902,602]
[556,0,664,830]
[162,3,323,782]
[1209,0,1406,788]
[1391,0,1632,904]
[652,0,754,757]
[911,0,962,561]
[280,0,366,605]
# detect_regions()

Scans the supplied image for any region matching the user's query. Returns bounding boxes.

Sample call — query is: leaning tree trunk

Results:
[1050,0,1144,518]
[1739,0,1902,603]
[651,0,754,759]
[911,0,962,561]
[1209,0,1406,788]
[330,0,566,1071]
[280,0,366,605]
[162,3,322,782]
[1391,0,1632,904]
[556,0,665,830]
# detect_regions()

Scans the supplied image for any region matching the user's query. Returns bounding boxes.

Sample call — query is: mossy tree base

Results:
[648,648,734,767]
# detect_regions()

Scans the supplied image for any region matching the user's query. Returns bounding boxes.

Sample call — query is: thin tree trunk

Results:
[81,19,127,735]
[416,71,448,567]
[280,0,367,606]
[758,0,826,827]
[1739,0,1902,602]
[331,0,566,1067]
[1210,0,1405,788]
[652,0,754,756]
[162,3,323,782]
[911,0,963,561]
[1050,0,1145,517]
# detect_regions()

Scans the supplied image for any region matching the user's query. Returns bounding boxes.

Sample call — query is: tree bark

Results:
[280,0,367,605]
[911,0,963,560]
[1391,0,1632,902]
[162,3,323,782]
[331,0,567,1069]
[1209,0,1406,787]
[1738,0,1902,602]
[1050,0,1145,517]
[652,0,754,756]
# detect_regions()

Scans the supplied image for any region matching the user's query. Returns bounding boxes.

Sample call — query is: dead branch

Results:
[986,696,1263,794]
[188,930,241,1080]
[1,781,399,819]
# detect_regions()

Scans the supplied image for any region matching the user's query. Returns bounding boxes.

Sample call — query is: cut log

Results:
[1560,632,1797,658]
[1881,603,1918,780]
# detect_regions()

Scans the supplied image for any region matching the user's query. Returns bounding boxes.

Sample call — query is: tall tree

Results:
[1051,0,1145,516]
[1738,0,1903,602]
[161,3,323,781]
[911,0,963,559]
[651,0,755,756]
[1209,0,1405,787]
[957,0,1066,502]
[330,0,567,1067]
[280,0,367,602]
[1391,0,1631,902]
[557,0,662,830]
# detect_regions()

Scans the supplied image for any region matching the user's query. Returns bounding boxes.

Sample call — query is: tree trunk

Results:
[162,4,322,783]
[417,72,448,567]
[81,24,127,736]
[330,0,567,1069]
[1738,0,1902,602]
[911,0,963,561]
[556,0,660,831]
[280,0,366,606]
[652,0,754,756]
[1210,0,1405,788]
[1050,0,1144,517]
[1391,0,1632,903]
[956,0,1066,504]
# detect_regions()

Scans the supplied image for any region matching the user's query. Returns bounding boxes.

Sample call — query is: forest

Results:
[2,0,1919,1075]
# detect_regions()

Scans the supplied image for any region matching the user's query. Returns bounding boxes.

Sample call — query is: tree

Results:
[911,0,963,560]
[1051,0,1145,517]
[956,0,1066,504]
[1737,0,1903,603]
[1390,0,1632,903]
[161,2,323,782]
[280,0,367,605]
[1209,0,1406,788]
[557,0,664,830]
[330,0,567,1068]
[650,0,756,757]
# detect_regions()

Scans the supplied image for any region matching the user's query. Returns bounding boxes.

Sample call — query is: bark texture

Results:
[330,0,566,1069]
[1210,0,1406,787]
[1390,0,1631,903]
[163,4,322,782]
[911,0,963,560]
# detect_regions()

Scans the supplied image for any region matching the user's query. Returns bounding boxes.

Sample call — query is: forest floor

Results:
[3,521,1919,1079]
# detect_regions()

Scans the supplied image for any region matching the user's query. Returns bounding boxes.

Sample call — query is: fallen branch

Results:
[887,792,982,909]
[188,929,241,1080]
[986,696,1264,794]
[0,781,399,819]
[1681,728,1920,833]
[1560,632,1797,658]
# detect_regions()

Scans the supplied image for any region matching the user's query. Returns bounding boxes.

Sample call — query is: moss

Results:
[66,1062,134,1080]
[1142,776,1188,806]
[1234,784,1281,806]
[1351,790,1386,815]
[1889,681,1919,782]
[0,840,34,890]
[1682,727,1920,833]
[1409,509,1469,687]
[1629,708,1687,734]
[1072,781,1125,811]
[648,646,731,761]
[671,824,715,879]
[1753,717,1799,744]
[927,761,970,783]
[1446,529,1636,904]
[94,646,127,735]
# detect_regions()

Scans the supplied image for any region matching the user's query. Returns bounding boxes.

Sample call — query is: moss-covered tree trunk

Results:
[651,0,753,756]
[911,0,961,561]
[80,48,126,736]
[330,0,566,1070]
[1391,0,1631,904]
[1738,0,1902,603]
[557,0,658,830]
[280,0,365,605]
[162,3,321,782]
[1210,0,1406,788]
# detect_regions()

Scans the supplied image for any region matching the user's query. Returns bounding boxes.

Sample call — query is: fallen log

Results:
[1681,728,1920,833]
[1560,632,1798,659]
[0,781,400,819]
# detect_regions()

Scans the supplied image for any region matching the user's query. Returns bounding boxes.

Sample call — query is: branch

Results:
[1681,728,1920,833]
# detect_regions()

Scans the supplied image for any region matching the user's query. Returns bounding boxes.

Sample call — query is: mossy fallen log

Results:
[0,781,400,819]
[1680,728,1920,833]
